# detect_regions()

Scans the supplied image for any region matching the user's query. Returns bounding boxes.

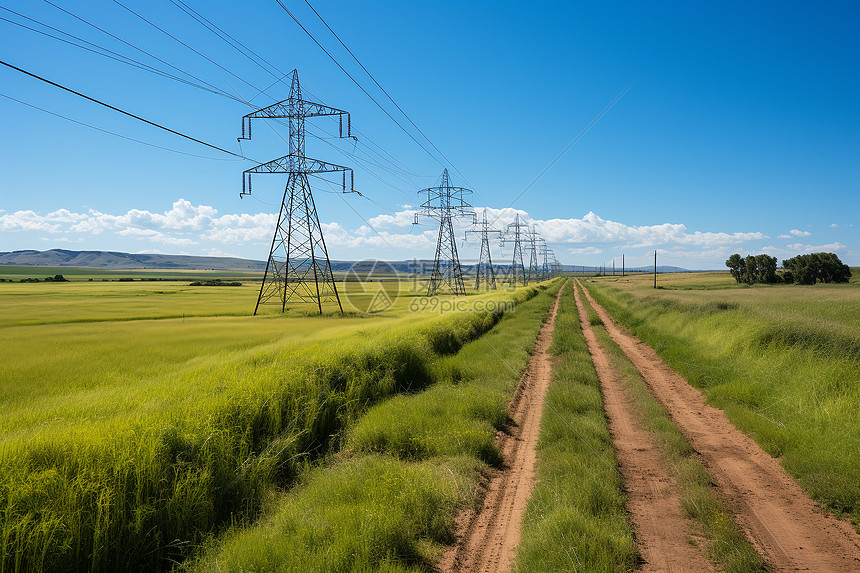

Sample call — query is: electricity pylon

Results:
[239,70,355,315]
[538,238,551,281]
[465,209,502,290]
[417,169,474,296]
[502,214,528,286]
[526,227,541,283]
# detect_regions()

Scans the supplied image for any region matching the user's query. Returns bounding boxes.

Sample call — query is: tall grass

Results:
[187,283,558,571]
[515,283,637,572]
[585,276,860,529]
[0,285,537,572]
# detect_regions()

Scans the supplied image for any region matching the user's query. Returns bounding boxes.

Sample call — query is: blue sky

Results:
[1,0,857,269]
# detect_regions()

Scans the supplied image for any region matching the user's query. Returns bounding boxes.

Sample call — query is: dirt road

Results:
[581,283,860,572]
[437,284,563,573]
[573,283,715,572]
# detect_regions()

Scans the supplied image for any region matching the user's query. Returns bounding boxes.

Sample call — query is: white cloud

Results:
[517,211,766,248]
[831,223,838,228]
[39,236,84,243]
[1,210,64,233]
[368,209,417,228]
[567,246,604,255]
[3,200,816,269]
[789,229,811,237]
[778,234,791,239]
[2,199,279,249]
[770,241,848,260]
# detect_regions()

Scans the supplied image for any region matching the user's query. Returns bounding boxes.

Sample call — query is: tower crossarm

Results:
[241,154,355,196]
[239,98,351,140]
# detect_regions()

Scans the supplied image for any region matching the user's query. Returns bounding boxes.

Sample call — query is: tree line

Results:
[726,252,852,285]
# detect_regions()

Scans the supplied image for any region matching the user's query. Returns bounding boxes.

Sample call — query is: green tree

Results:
[726,254,745,283]
[782,252,851,284]
[754,254,778,283]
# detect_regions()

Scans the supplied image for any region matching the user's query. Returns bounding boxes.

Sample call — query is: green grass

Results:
[578,282,765,572]
[187,282,559,571]
[189,455,481,573]
[515,282,637,573]
[584,273,860,529]
[0,274,541,572]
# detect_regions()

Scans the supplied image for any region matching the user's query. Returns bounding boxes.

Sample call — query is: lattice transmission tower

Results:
[538,239,551,281]
[502,214,528,286]
[526,227,541,283]
[416,169,474,296]
[239,70,355,315]
[465,209,503,290]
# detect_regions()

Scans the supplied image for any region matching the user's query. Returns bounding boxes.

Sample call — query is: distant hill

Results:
[0,249,692,273]
[0,249,267,271]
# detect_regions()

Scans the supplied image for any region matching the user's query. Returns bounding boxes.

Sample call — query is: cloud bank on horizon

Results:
[0,199,852,269]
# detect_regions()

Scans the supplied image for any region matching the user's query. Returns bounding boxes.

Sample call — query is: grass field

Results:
[584,271,860,529]
[187,282,560,571]
[0,266,549,572]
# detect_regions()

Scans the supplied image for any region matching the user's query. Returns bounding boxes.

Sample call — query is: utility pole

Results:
[622,254,625,277]
[417,169,474,296]
[465,209,502,290]
[654,250,657,289]
[502,214,528,286]
[240,70,355,315]
[612,259,615,276]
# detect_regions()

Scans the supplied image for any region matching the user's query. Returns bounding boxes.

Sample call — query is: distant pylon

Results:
[239,70,356,315]
[538,238,550,281]
[526,227,540,283]
[502,214,528,286]
[465,209,502,290]
[417,169,474,296]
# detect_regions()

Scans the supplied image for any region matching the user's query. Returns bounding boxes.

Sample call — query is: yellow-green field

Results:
[0,266,547,571]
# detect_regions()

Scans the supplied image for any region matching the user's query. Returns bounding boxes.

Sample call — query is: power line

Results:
[170,0,284,82]
[0,10,239,103]
[504,81,635,211]
[0,59,247,159]
[301,0,473,187]
[42,0,233,100]
[113,0,262,94]
[15,2,429,207]
[0,92,238,160]
[156,0,429,183]
[107,0,424,197]
[273,0,448,171]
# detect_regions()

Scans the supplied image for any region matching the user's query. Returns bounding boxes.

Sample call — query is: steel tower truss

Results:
[465,209,502,290]
[501,214,528,286]
[538,237,552,281]
[417,169,474,296]
[239,70,355,315]
[526,227,541,283]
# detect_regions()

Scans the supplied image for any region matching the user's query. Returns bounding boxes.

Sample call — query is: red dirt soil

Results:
[573,283,715,572]
[581,283,860,572]
[436,284,563,573]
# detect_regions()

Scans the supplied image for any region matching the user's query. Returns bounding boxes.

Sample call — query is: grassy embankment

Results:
[187,282,561,571]
[515,282,637,572]
[584,272,860,529]
[576,282,765,572]
[0,274,541,572]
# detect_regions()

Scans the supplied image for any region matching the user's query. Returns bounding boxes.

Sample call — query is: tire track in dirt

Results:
[573,282,715,572]
[437,284,563,573]
[581,283,860,572]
